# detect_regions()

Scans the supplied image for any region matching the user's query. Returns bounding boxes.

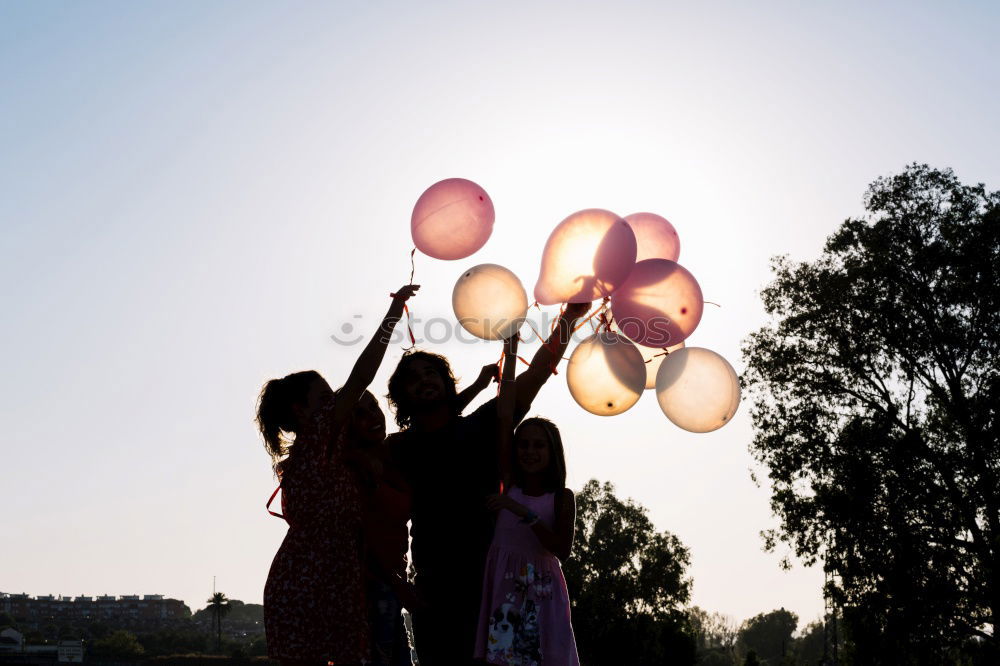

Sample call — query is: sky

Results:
[2,0,998,631]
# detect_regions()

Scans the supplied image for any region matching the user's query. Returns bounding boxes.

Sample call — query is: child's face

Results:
[515,423,551,476]
[403,358,446,406]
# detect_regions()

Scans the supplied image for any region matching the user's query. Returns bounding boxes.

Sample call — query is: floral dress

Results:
[263,395,368,663]
[474,487,579,666]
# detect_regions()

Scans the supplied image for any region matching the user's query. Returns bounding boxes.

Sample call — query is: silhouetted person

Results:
[357,361,498,666]
[385,303,589,666]
[257,284,418,666]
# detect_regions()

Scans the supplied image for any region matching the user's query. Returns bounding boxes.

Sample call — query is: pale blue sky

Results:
[2,0,998,628]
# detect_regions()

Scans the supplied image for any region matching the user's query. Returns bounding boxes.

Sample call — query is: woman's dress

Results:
[263,396,368,662]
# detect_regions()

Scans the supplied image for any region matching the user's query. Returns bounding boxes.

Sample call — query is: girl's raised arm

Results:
[514,301,590,415]
[497,334,519,490]
[331,284,420,432]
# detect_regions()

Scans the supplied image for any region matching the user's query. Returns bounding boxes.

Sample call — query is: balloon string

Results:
[644,347,673,364]
[543,304,567,375]
[389,293,417,350]
[523,319,545,345]
[266,485,285,520]
[597,302,613,333]
[552,304,566,333]
[389,248,419,351]
[571,299,610,334]
[704,300,721,308]
[494,348,505,396]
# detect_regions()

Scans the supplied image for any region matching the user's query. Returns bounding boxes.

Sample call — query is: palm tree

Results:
[205,592,231,652]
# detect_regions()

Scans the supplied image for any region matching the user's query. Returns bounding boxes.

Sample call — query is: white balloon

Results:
[655,347,741,433]
[566,331,646,416]
[452,264,528,340]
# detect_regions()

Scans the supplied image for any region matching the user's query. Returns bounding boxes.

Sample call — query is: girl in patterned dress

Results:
[256,284,419,666]
[475,335,580,666]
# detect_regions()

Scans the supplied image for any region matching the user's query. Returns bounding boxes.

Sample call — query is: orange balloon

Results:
[566,331,646,416]
[533,209,637,305]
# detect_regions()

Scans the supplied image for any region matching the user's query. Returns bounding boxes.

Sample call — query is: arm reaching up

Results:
[455,363,499,413]
[514,301,591,415]
[497,335,519,490]
[331,284,420,433]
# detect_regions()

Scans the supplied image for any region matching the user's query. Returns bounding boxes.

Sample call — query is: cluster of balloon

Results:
[406,177,740,434]
[452,264,528,340]
[411,178,494,260]
[531,208,738,432]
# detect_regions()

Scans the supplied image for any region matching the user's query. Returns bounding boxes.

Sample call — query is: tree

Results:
[192,599,262,629]
[205,592,231,652]
[563,479,696,665]
[91,630,145,660]
[689,606,739,664]
[742,165,1000,663]
[137,627,210,656]
[792,620,824,666]
[738,608,797,665]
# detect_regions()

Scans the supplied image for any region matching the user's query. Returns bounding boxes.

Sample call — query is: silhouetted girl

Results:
[257,284,418,666]
[475,333,580,666]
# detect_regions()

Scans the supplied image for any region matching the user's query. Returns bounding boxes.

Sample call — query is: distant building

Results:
[0,592,190,631]
[57,640,84,663]
[0,628,25,653]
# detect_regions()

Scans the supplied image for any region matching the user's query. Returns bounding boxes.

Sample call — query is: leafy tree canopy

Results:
[90,630,146,660]
[743,164,1000,663]
[564,479,695,665]
[738,608,797,665]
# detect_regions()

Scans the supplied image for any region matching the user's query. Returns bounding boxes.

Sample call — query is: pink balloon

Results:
[625,212,680,263]
[610,259,704,347]
[411,178,494,260]
[533,209,637,305]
